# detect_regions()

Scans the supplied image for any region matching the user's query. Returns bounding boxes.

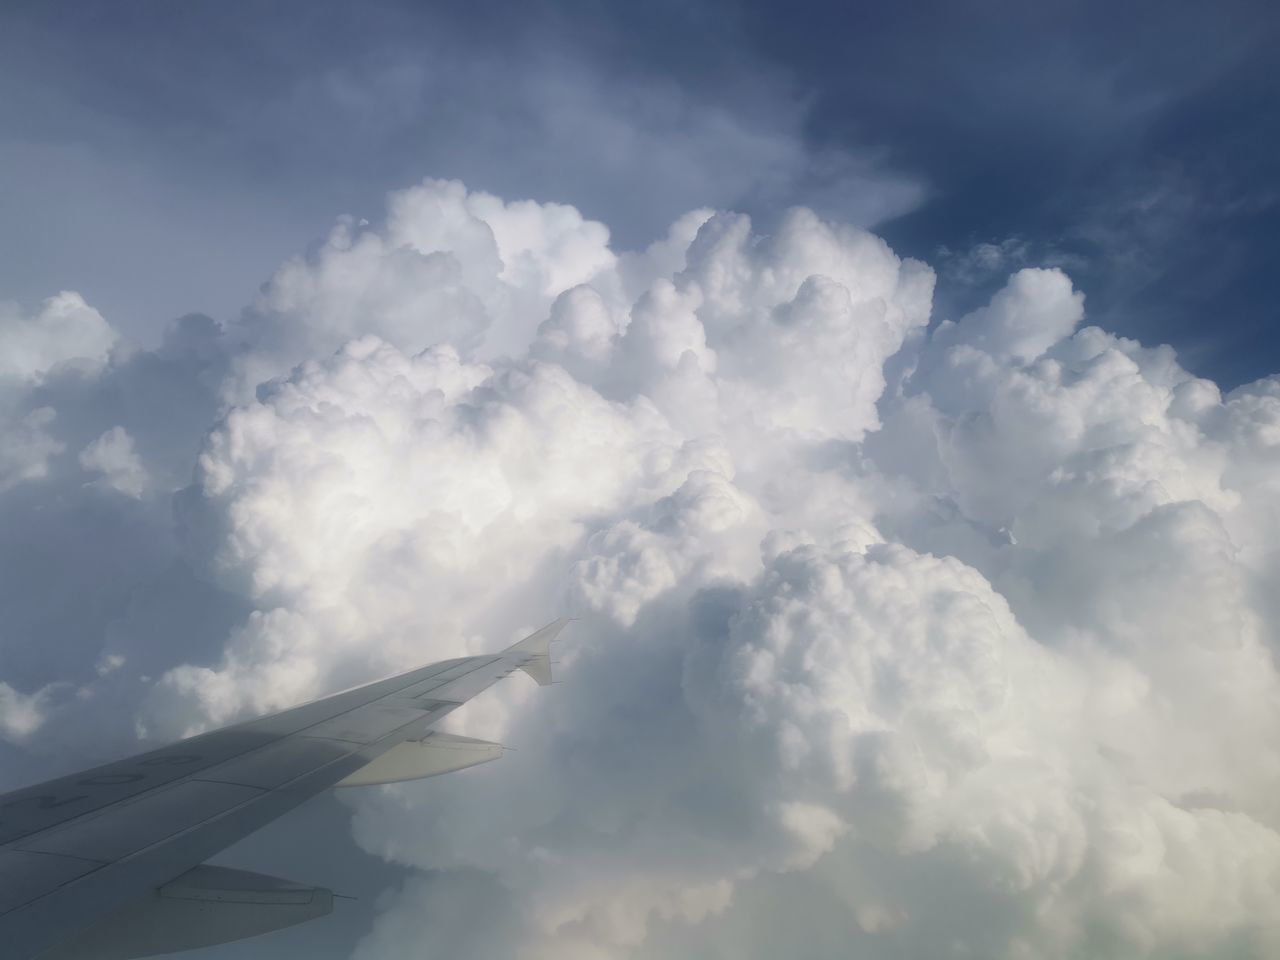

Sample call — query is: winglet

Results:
[520,655,554,686]
[508,618,572,687]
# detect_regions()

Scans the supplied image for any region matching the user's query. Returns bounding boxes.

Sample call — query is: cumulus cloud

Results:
[4,178,1280,959]
[0,293,118,489]
[0,292,116,386]
[79,426,148,497]
[226,179,621,402]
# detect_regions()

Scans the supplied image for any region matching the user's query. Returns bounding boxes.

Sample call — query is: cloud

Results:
[931,266,1084,365]
[3,179,1280,959]
[0,681,52,742]
[79,426,148,498]
[0,406,63,492]
[0,292,117,386]
[0,293,118,490]
[226,180,621,403]
[0,2,928,359]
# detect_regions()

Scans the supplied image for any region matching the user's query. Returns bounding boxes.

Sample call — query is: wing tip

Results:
[519,655,555,686]
[508,617,573,686]
[506,616,574,656]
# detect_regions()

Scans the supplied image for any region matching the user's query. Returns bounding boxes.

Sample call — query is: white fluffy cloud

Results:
[79,426,148,497]
[0,292,116,386]
[226,179,621,403]
[4,180,1280,959]
[0,293,118,489]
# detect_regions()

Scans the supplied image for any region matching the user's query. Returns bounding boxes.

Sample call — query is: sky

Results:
[2,2,1280,959]
[4,0,1277,384]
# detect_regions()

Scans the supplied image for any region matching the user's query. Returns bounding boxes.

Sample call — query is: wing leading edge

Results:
[0,618,573,960]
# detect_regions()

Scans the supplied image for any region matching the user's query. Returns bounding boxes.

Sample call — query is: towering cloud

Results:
[2,179,1278,958]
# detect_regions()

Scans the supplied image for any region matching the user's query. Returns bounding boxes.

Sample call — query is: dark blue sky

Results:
[2,0,1276,386]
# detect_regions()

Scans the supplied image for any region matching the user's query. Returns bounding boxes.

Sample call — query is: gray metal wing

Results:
[0,618,571,960]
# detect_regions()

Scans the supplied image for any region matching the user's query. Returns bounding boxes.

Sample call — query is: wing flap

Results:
[299,701,438,745]
[190,737,356,791]
[41,866,335,960]
[0,851,101,916]
[336,732,503,787]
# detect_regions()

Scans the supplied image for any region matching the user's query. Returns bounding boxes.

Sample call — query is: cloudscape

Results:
[2,2,1279,958]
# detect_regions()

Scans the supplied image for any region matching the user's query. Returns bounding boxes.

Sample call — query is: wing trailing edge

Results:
[335,731,503,787]
[40,865,333,960]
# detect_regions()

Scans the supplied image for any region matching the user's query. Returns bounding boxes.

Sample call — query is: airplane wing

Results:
[0,618,571,960]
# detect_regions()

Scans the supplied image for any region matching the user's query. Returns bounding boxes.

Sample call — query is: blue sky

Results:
[3,0,1275,385]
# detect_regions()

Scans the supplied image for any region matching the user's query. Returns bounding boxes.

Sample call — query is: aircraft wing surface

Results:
[0,618,570,960]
